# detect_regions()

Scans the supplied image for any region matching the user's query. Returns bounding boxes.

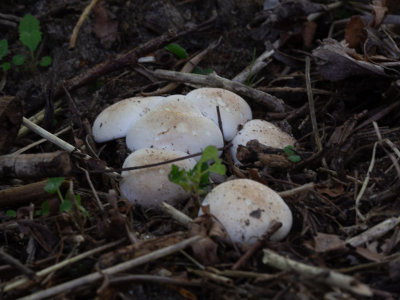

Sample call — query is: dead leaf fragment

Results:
[371,0,388,28]
[313,38,388,81]
[345,16,367,49]
[93,3,118,49]
[314,232,346,253]
[188,214,227,266]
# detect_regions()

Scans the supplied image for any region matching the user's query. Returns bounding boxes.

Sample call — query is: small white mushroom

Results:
[230,119,296,164]
[200,179,292,244]
[126,110,224,161]
[120,148,197,208]
[92,96,164,143]
[185,88,252,141]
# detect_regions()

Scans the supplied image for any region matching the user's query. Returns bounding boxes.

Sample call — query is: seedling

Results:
[168,145,226,201]
[283,145,301,163]
[0,14,52,73]
[165,43,188,59]
[37,177,88,217]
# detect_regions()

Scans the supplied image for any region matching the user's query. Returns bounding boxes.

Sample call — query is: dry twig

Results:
[262,249,373,297]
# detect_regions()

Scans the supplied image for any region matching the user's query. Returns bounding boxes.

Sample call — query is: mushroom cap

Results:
[186,88,252,141]
[92,96,164,143]
[126,110,224,161]
[152,94,203,115]
[200,179,292,244]
[230,119,296,164]
[120,148,197,208]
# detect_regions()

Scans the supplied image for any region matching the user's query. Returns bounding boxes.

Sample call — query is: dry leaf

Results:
[345,16,367,49]
[93,2,119,49]
[371,0,388,28]
[313,38,387,80]
[314,232,346,252]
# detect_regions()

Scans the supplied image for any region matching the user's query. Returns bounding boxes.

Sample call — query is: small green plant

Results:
[37,177,88,217]
[168,145,226,201]
[283,145,301,163]
[6,210,17,218]
[165,43,188,59]
[0,14,52,72]
[246,48,258,86]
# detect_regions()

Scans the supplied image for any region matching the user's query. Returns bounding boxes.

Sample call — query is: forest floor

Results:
[1,0,400,299]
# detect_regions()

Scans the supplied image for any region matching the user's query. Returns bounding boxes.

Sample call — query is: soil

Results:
[1,0,400,299]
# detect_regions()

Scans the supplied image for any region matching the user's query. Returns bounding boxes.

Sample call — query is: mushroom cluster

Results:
[93,88,295,244]
[92,88,254,206]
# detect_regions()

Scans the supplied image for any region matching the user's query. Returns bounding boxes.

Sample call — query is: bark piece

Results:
[0,151,72,178]
[0,179,69,208]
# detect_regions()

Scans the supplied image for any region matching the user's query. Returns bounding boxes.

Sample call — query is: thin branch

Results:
[262,249,373,297]
[18,235,202,300]
[152,69,286,112]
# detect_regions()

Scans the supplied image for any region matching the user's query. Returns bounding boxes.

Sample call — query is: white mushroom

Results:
[152,94,203,115]
[120,148,197,208]
[200,179,292,244]
[230,119,296,164]
[126,109,224,161]
[92,96,164,143]
[185,88,252,141]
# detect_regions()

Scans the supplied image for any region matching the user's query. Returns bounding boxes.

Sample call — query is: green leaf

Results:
[19,14,42,53]
[41,200,50,216]
[165,43,188,59]
[168,164,192,192]
[39,55,52,67]
[288,155,301,163]
[44,177,65,194]
[12,54,25,66]
[283,145,295,156]
[1,62,11,71]
[0,39,8,60]
[198,146,219,164]
[208,163,226,175]
[60,200,73,212]
[75,194,89,216]
[6,210,17,217]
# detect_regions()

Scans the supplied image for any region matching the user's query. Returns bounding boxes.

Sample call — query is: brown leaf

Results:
[188,215,226,265]
[355,246,383,262]
[302,21,317,48]
[345,16,367,49]
[312,38,388,80]
[317,183,345,198]
[313,232,346,253]
[93,2,119,49]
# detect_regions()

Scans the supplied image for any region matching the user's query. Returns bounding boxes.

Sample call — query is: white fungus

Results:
[125,109,224,161]
[200,179,293,244]
[186,88,252,141]
[120,148,197,208]
[230,119,296,164]
[92,96,163,143]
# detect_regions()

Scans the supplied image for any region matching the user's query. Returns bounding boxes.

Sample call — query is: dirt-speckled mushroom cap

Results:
[120,148,197,208]
[152,94,203,115]
[230,119,296,164]
[126,110,224,161]
[185,88,252,141]
[92,96,164,143]
[200,179,292,244]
